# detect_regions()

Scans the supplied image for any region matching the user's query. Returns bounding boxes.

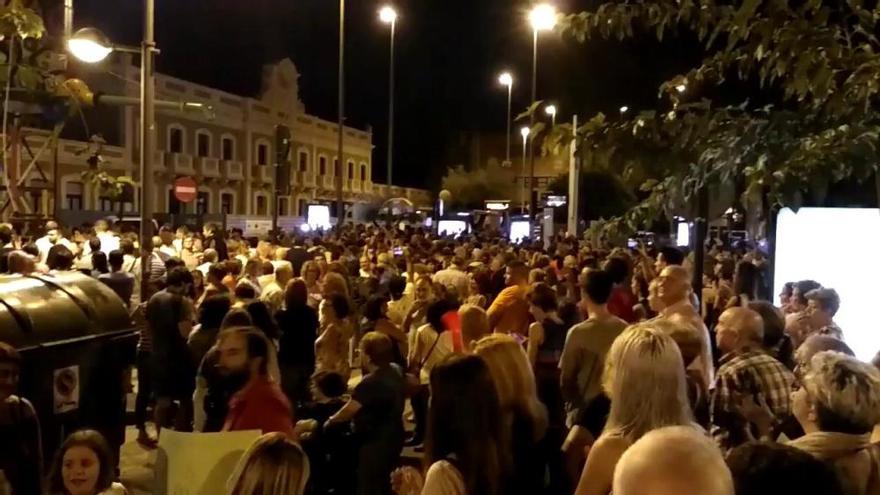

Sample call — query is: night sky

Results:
[59,0,702,190]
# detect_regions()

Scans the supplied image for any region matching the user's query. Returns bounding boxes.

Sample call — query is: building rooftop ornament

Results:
[260,58,304,114]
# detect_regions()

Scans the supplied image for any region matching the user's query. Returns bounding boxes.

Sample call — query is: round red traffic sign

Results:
[173,176,198,203]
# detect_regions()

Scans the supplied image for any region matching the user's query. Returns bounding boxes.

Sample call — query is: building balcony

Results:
[363,181,373,194]
[260,164,274,183]
[293,171,316,189]
[346,179,354,191]
[198,157,220,178]
[223,160,244,180]
[322,176,335,189]
[164,152,195,176]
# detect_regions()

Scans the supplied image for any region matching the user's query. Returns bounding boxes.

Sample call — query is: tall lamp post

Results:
[336,0,345,226]
[68,0,156,303]
[379,5,397,186]
[527,3,557,218]
[498,72,513,166]
[545,104,557,127]
[520,126,530,212]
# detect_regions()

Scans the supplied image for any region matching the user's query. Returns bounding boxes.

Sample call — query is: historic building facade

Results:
[15,57,430,221]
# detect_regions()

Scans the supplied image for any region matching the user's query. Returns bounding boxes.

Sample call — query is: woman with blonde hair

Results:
[474,334,549,493]
[459,304,490,353]
[228,432,310,495]
[574,323,695,495]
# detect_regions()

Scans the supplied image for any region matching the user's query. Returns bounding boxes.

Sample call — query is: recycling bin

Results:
[0,271,137,467]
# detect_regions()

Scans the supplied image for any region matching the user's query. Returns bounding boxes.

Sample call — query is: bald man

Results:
[613,426,734,495]
[656,265,714,392]
[711,307,795,451]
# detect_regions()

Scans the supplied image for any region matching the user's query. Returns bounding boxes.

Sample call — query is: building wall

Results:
[8,58,431,221]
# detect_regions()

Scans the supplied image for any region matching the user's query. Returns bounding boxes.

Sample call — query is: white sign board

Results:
[53,365,79,414]
[774,208,880,360]
[156,429,261,495]
[244,219,272,237]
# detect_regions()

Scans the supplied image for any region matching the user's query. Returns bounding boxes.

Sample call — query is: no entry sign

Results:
[174,176,198,203]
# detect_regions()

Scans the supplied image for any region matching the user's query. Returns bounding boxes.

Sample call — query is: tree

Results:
[546,170,636,223]
[557,0,880,237]
[440,159,518,209]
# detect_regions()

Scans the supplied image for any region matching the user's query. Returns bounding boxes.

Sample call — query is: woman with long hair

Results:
[315,294,352,380]
[275,279,319,406]
[727,260,758,309]
[228,432,310,495]
[47,430,126,495]
[474,334,550,493]
[393,354,508,495]
[300,260,323,308]
[574,323,695,495]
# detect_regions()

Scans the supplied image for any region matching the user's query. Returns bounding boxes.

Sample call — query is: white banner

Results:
[155,429,261,495]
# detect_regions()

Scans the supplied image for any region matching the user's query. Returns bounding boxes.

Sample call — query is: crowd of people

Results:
[1,217,880,495]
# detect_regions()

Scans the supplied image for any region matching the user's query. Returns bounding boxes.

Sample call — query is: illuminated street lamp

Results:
[619,105,629,114]
[498,71,514,165]
[545,104,557,127]
[675,83,687,93]
[379,5,398,186]
[68,6,157,304]
[527,3,557,218]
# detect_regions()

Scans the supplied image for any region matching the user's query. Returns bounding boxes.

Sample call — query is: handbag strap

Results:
[417,332,442,370]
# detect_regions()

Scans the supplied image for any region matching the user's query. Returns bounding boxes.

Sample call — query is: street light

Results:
[545,104,557,127]
[520,126,530,212]
[498,71,513,166]
[67,28,114,63]
[620,105,629,114]
[675,83,687,93]
[527,2,557,218]
[379,5,397,186]
[68,5,156,304]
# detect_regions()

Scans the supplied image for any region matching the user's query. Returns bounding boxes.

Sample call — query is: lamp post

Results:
[68,0,156,303]
[336,0,345,226]
[379,5,397,186]
[527,3,556,219]
[498,72,513,166]
[545,104,557,127]
[520,126,530,212]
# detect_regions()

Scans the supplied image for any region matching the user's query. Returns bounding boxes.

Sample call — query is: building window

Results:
[319,156,327,175]
[257,142,269,166]
[222,137,235,161]
[168,189,182,214]
[65,181,83,210]
[196,131,211,158]
[360,164,367,181]
[196,191,210,215]
[98,196,114,212]
[333,158,339,176]
[169,127,184,153]
[347,161,354,179]
[298,151,308,172]
[221,192,234,214]
[298,199,307,217]
[277,197,289,216]
[255,195,267,215]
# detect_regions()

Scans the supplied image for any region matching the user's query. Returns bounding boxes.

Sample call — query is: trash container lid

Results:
[0,272,133,349]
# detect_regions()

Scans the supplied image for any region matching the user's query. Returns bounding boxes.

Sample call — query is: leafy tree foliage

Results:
[441,160,519,209]
[559,0,880,236]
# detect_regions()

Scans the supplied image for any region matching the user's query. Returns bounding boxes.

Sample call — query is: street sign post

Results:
[173,176,197,203]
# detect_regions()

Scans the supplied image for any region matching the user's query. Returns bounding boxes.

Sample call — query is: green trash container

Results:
[0,271,137,468]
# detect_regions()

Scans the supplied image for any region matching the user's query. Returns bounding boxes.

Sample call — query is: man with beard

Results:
[217,326,295,437]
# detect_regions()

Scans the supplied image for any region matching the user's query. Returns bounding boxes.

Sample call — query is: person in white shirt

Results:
[35,221,74,264]
[94,219,120,254]
[431,256,470,301]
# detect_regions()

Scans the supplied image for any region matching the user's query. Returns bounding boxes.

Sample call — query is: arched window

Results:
[298,151,309,172]
[196,130,212,158]
[168,125,185,153]
[221,135,236,161]
[347,161,354,179]
[319,156,327,175]
[360,163,368,181]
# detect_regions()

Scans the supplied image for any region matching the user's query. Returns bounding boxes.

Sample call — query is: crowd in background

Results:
[1,217,879,495]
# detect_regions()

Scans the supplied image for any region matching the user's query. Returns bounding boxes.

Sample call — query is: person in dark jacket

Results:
[276,279,319,407]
